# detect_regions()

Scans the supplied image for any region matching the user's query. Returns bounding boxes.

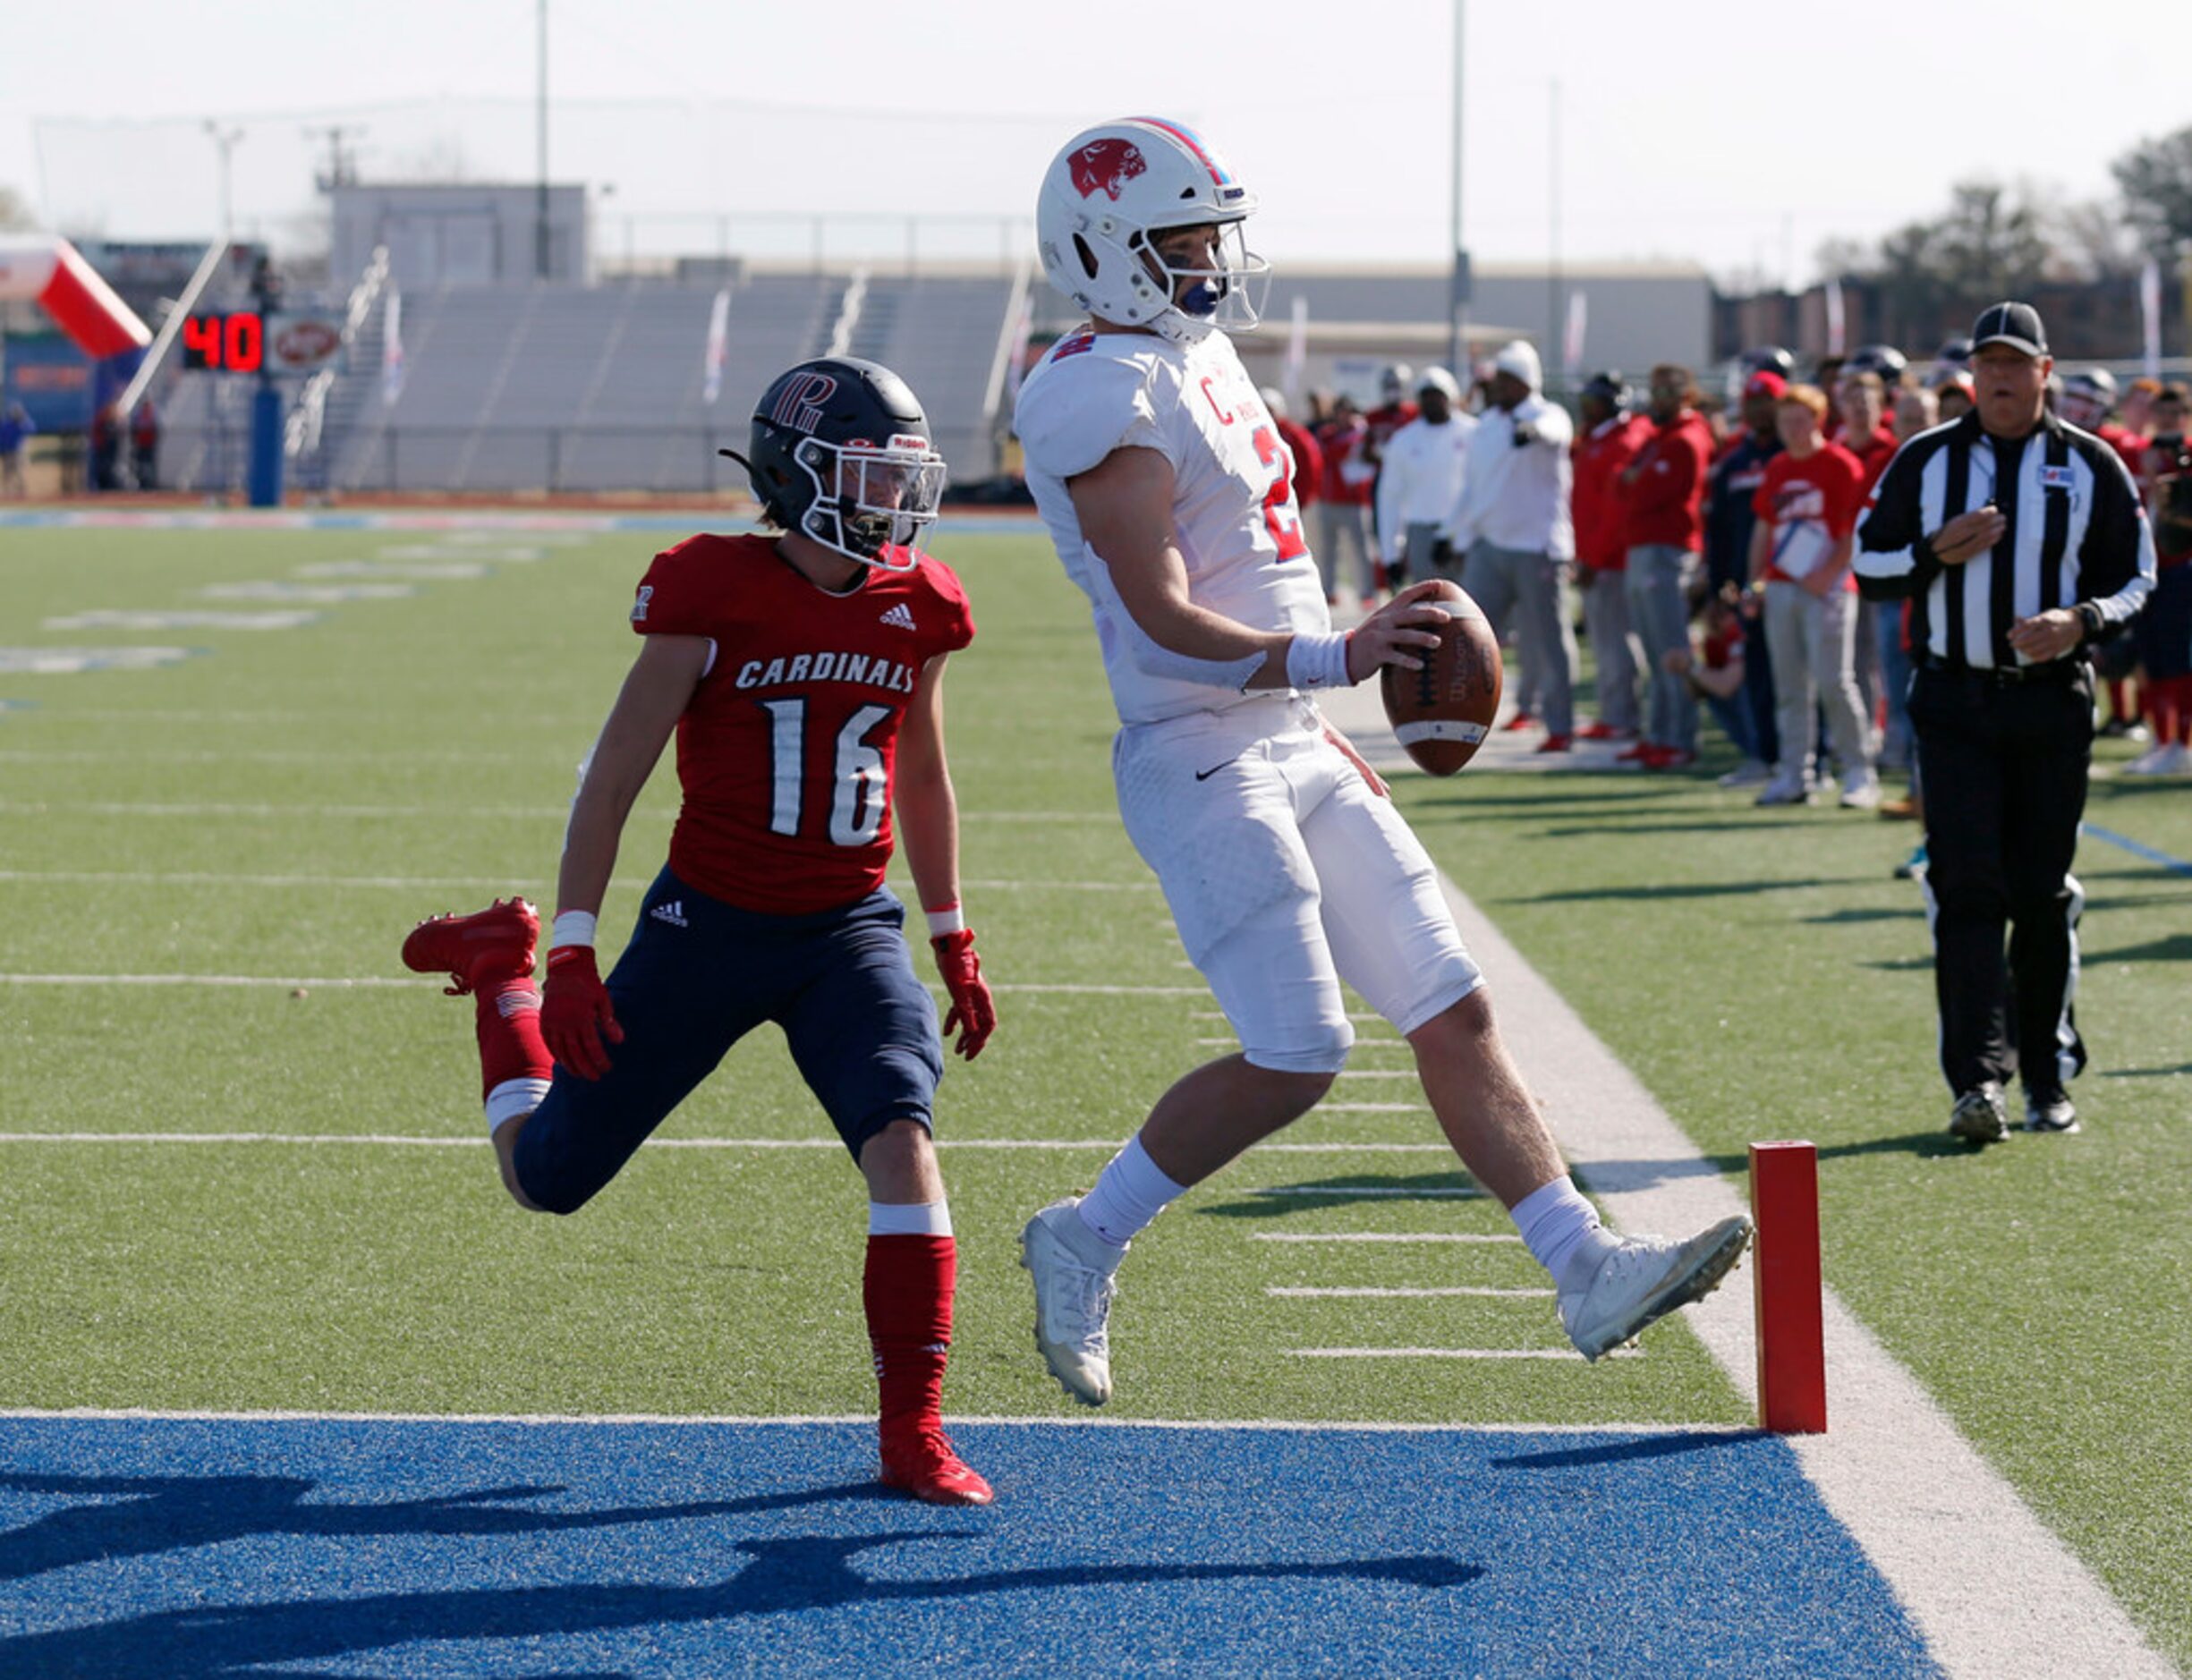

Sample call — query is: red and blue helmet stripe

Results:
[1127,116,1250,205]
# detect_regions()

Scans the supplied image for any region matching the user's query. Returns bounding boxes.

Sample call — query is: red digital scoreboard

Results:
[180,310,266,374]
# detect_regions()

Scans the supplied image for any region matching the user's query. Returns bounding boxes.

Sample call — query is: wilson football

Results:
[1379,580,1503,775]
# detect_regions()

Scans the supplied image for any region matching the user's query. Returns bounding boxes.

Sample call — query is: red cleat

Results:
[1576,720,1634,742]
[1615,740,1658,763]
[880,1428,994,1506]
[402,898,539,996]
[1644,746,1698,771]
[1535,734,1573,753]
[1500,710,1539,733]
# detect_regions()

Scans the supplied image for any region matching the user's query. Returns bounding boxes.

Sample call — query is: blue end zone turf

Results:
[0,1417,1932,1676]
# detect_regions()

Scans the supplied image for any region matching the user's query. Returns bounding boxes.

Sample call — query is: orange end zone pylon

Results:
[1750,1141,1827,1433]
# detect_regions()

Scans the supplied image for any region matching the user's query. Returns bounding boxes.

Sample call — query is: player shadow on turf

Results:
[2082,932,2192,965]
[1194,1174,1482,1218]
[0,1531,1483,1675]
[0,1470,879,1584]
[1488,1430,1766,1471]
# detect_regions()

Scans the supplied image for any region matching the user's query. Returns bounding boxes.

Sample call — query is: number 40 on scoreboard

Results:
[180,311,265,374]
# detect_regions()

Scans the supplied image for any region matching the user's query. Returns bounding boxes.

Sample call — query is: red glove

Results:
[930,929,996,1060]
[541,945,624,1080]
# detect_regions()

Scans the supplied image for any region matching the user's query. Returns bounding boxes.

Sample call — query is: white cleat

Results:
[1559,1216,1754,1362]
[1019,1197,1120,1406]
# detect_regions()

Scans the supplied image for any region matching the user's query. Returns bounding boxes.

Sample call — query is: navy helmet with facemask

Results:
[723,358,947,573]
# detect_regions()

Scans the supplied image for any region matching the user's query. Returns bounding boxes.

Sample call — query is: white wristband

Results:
[924,904,966,938]
[549,909,598,950]
[1287,631,1354,691]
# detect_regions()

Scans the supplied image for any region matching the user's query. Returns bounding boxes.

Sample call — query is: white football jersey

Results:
[1015,326,1330,725]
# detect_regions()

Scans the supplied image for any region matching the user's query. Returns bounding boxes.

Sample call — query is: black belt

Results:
[1916,656,2085,686]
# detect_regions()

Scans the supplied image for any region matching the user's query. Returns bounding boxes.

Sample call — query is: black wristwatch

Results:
[2074,601,2103,641]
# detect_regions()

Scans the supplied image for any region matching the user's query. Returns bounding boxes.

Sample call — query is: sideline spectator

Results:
[130,399,160,491]
[1748,384,1877,809]
[89,403,123,492]
[2060,368,2147,476]
[2120,376,2159,445]
[1704,371,1787,782]
[1313,395,1379,606]
[1856,301,2155,1142]
[1933,370,1976,424]
[1839,369,1904,768]
[2061,370,2149,739]
[1892,385,1939,444]
[1376,368,1475,590]
[1570,371,1650,741]
[1452,340,1578,752]
[1619,363,1714,768]
[0,400,33,499]
[1880,384,1942,828]
[2128,384,2192,776]
[1663,585,1751,754]
[1362,363,1420,578]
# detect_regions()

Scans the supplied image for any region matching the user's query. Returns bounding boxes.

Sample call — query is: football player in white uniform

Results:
[1012,117,1751,1404]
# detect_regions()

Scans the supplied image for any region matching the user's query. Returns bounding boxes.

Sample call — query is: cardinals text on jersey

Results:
[1014,327,1330,725]
[629,534,974,913]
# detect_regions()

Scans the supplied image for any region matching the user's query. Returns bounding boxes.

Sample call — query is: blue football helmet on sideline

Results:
[722,357,946,572]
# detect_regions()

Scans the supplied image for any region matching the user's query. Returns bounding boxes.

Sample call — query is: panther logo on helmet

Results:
[1069,139,1146,202]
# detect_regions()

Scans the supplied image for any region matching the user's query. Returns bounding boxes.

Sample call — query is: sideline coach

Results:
[1856,301,2154,1145]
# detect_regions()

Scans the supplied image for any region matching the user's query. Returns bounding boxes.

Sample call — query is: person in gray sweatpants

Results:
[1619,366,1715,766]
[1451,341,1578,751]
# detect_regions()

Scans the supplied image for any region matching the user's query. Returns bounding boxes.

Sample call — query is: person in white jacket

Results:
[1375,368,1476,587]
[1450,340,1579,752]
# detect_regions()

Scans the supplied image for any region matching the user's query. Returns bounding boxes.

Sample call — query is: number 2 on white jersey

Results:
[1251,425,1309,563]
[759,699,892,846]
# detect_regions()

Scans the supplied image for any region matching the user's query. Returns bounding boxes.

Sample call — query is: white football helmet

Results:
[1036,117,1270,344]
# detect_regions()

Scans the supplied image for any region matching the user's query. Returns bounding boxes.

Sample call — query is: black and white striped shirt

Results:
[1855,410,2154,670]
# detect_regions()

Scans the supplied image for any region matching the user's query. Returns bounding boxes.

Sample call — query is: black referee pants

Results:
[1909,665,2092,1099]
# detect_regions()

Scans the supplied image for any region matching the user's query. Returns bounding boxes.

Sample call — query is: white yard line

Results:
[1269,1286,1552,1299]
[1290,1347,1638,1362]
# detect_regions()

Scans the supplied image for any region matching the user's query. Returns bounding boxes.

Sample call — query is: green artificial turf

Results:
[0,520,2185,1663]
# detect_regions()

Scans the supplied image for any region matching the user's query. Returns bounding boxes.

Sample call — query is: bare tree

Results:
[2112,125,2192,258]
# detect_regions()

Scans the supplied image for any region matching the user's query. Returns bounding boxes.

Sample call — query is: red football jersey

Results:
[630,533,974,914]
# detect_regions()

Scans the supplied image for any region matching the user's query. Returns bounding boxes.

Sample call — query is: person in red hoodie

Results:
[1618,364,1714,767]
[1570,371,1651,740]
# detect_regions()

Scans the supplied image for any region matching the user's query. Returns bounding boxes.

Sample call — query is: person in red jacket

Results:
[1618,364,1714,767]
[1260,386,1325,526]
[1570,371,1651,740]
[1313,395,1379,606]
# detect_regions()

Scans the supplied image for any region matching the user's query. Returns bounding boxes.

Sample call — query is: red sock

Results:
[473,978,551,1102]
[865,1235,956,1438]
[2165,676,2192,746]
[2107,678,2132,725]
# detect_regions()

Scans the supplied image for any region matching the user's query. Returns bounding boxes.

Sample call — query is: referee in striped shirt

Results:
[1856,301,2154,1145]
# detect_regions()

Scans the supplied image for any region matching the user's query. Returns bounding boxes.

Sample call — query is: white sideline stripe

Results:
[1292,1347,1638,1362]
[1270,1286,1552,1299]
[1250,1185,1482,1199]
[0,1132,1451,1156]
[1388,803,2170,1670]
[0,1405,1737,1436]
[1255,1233,1522,1244]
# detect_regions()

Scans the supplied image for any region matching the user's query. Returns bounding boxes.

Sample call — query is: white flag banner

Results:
[1823,279,1846,356]
[2141,258,2162,378]
[1563,290,1588,378]
[702,288,731,407]
[1284,295,1309,406]
[381,291,406,407]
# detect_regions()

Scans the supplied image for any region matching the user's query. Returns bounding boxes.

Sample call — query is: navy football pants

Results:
[512,870,945,1215]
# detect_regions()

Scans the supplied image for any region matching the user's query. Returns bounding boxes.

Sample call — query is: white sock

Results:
[1511,1175,1623,1292]
[484,1078,550,1137]
[1075,1133,1188,1250]
[869,1200,953,1237]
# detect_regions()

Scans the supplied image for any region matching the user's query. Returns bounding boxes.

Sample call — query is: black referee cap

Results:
[1970,301,2047,358]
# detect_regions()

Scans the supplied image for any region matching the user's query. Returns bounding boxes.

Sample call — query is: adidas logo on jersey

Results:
[879,603,918,631]
[649,900,689,929]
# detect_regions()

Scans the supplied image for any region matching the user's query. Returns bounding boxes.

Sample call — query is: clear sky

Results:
[3,0,2186,283]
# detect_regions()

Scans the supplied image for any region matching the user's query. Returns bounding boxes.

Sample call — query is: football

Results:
[1378,580,1503,776]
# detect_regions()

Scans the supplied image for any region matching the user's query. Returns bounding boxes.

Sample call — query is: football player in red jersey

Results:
[402,358,998,1506]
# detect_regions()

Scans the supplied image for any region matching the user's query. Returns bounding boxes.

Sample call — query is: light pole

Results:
[204,121,244,246]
